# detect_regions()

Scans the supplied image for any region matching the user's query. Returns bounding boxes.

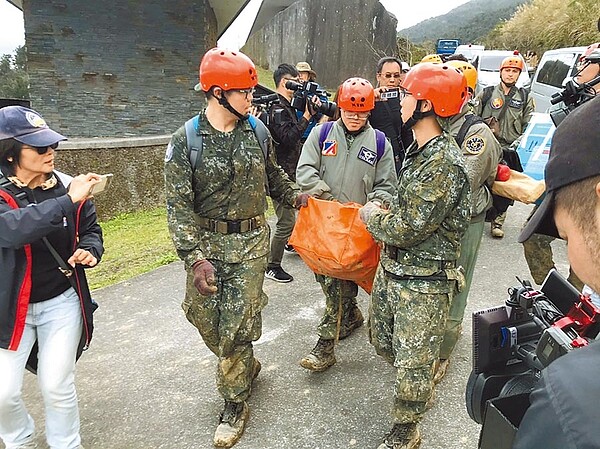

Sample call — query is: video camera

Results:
[285,80,337,117]
[250,84,281,126]
[466,269,600,426]
[549,51,600,127]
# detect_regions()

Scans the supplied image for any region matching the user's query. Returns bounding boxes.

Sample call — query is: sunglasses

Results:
[28,143,59,154]
[380,72,402,79]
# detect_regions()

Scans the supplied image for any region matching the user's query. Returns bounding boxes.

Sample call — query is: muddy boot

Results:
[433,358,450,385]
[377,423,422,449]
[248,358,261,396]
[299,338,336,372]
[491,212,506,238]
[213,400,249,448]
[338,306,364,340]
[252,357,261,380]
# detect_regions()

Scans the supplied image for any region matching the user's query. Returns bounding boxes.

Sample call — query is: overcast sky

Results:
[1,0,471,55]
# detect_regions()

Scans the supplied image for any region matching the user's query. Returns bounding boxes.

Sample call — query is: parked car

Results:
[472,50,531,95]
[454,44,485,63]
[529,46,587,112]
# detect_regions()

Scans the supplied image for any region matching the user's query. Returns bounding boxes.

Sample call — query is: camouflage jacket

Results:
[366,133,471,277]
[444,107,502,221]
[164,109,300,267]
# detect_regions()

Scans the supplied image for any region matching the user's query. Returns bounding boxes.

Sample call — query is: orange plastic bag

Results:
[288,197,380,293]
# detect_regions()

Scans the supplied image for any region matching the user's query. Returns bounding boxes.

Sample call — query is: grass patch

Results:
[256,66,275,90]
[87,207,177,290]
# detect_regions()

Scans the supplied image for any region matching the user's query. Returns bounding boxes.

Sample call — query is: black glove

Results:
[295,193,311,209]
[192,259,217,295]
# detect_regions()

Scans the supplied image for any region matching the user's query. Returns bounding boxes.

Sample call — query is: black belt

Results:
[197,215,265,234]
[385,245,455,277]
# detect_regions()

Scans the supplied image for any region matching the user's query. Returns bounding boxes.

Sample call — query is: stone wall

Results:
[56,136,170,221]
[243,0,398,89]
[23,0,215,138]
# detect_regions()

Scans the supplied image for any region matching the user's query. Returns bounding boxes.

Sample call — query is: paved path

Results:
[6,202,570,449]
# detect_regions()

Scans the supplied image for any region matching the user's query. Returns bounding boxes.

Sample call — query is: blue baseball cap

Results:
[0,106,66,147]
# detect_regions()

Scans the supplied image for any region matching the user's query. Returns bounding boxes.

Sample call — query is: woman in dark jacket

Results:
[0,106,104,449]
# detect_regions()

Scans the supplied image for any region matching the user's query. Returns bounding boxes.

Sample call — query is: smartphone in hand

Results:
[90,174,113,195]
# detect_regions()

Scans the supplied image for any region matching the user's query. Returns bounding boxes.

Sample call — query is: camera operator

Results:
[264,64,320,283]
[513,95,600,449]
[370,57,413,173]
[294,61,324,145]
[548,42,600,126]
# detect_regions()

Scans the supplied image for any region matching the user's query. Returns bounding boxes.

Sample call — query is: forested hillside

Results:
[399,0,528,44]
[486,0,600,55]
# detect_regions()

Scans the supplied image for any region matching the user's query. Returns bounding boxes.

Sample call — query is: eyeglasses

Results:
[399,89,413,100]
[342,110,370,119]
[380,72,402,79]
[233,88,255,99]
[283,77,300,82]
[26,143,59,154]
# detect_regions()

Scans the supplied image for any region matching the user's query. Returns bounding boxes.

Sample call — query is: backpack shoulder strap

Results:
[318,121,335,149]
[481,86,494,109]
[0,174,27,204]
[519,87,529,104]
[185,115,202,171]
[374,129,386,161]
[456,114,485,147]
[247,115,270,161]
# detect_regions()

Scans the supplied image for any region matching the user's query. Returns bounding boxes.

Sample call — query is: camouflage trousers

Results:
[522,207,583,290]
[369,266,453,424]
[314,274,359,340]
[439,219,485,359]
[182,257,268,402]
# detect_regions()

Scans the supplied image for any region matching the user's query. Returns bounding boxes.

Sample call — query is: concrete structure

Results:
[56,136,170,221]
[5,0,297,138]
[243,0,398,89]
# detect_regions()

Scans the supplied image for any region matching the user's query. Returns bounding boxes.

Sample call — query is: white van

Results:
[530,46,587,112]
[454,44,485,63]
[472,50,531,96]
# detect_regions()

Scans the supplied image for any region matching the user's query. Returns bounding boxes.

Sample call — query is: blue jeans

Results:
[0,287,83,449]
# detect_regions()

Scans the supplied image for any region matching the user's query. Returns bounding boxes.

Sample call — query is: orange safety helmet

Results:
[447,60,478,92]
[198,48,258,92]
[401,63,468,117]
[421,54,443,64]
[580,42,600,61]
[337,77,375,112]
[500,53,525,72]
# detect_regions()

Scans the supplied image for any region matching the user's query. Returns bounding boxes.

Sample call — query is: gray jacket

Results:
[296,120,397,205]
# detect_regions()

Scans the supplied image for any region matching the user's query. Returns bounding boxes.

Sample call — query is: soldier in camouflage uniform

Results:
[436,61,502,379]
[473,55,535,239]
[360,63,471,449]
[295,77,397,373]
[164,48,307,449]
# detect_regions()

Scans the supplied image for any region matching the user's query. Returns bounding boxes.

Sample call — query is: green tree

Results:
[0,46,29,99]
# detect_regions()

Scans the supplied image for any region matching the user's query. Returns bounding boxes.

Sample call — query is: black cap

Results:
[519,95,600,242]
[0,106,66,147]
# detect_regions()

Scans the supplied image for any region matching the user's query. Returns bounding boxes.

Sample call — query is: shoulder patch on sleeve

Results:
[464,136,486,155]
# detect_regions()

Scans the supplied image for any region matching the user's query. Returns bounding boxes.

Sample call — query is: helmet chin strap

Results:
[218,93,249,121]
[404,100,434,129]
